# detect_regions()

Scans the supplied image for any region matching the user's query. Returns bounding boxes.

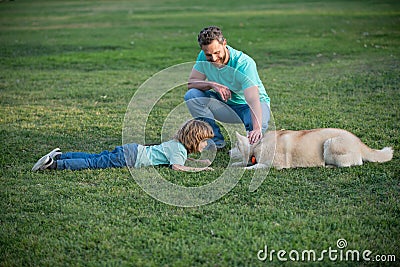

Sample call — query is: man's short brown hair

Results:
[197,26,225,47]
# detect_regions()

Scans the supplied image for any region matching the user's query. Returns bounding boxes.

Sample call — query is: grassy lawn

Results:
[1,0,399,266]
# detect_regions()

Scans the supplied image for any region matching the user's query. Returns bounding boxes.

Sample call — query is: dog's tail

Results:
[361,144,393,163]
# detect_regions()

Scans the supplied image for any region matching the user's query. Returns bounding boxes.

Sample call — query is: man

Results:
[184,26,270,148]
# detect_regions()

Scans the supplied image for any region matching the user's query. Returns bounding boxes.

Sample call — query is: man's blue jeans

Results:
[56,143,138,170]
[184,88,270,143]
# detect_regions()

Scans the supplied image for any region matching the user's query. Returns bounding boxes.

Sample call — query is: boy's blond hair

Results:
[174,119,214,153]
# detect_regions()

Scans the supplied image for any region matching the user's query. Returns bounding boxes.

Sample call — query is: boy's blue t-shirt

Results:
[194,45,270,105]
[134,140,187,168]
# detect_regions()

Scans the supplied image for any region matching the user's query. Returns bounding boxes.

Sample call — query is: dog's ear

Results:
[235,131,249,145]
[235,132,250,163]
[235,131,241,140]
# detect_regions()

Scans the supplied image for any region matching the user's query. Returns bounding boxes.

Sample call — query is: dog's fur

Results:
[231,128,393,170]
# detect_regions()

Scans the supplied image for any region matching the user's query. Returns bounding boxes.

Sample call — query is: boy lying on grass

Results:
[32,119,214,172]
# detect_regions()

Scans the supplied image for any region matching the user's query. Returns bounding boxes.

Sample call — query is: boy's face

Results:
[198,140,209,152]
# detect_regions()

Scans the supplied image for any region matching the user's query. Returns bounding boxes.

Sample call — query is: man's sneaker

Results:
[214,140,226,149]
[204,139,226,151]
[32,155,54,171]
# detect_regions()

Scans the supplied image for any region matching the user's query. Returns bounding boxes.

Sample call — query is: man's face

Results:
[201,39,228,66]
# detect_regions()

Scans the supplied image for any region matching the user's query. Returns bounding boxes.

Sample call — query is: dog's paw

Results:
[244,163,268,170]
[230,162,245,167]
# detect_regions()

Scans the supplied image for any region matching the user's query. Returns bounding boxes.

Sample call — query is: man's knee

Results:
[184,88,206,101]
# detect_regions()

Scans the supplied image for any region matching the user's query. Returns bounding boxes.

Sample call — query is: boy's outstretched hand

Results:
[172,164,214,172]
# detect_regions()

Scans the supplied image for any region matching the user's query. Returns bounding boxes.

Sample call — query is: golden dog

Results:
[231,128,393,169]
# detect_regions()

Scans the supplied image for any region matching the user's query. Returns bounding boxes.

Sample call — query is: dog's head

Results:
[229,132,253,165]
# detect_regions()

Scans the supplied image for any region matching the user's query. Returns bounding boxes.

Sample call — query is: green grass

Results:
[1,0,399,266]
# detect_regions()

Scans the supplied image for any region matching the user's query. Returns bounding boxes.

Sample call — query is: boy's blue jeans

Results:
[56,143,138,170]
[184,88,270,143]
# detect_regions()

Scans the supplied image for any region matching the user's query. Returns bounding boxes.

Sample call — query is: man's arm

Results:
[187,68,211,91]
[244,86,263,144]
[187,68,231,101]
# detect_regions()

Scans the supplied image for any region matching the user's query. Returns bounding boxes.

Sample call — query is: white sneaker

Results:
[32,156,54,171]
[47,148,62,159]
[31,148,61,171]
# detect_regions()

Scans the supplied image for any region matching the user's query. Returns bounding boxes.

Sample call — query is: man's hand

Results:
[188,69,231,101]
[248,129,262,144]
[212,83,231,102]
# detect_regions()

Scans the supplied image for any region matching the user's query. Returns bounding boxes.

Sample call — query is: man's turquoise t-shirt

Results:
[134,140,187,168]
[194,45,270,106]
